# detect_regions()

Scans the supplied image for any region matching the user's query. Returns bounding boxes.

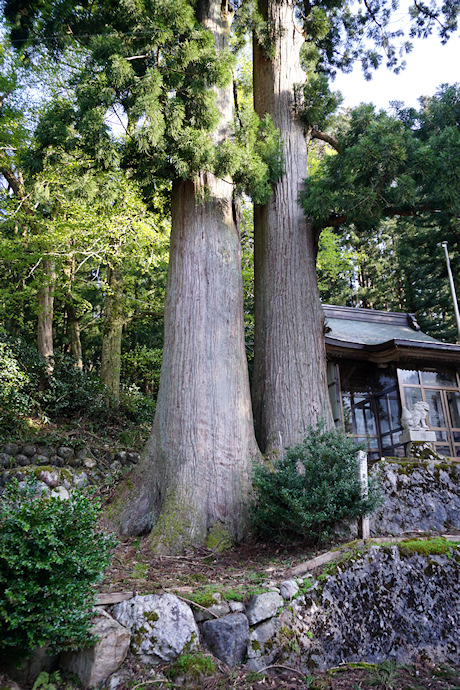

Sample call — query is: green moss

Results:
[184,585,221,608]
[435,462,451,471]
[148,492,196,555]
[60,468,73,483]
[143,611,159,623]
[206,524,232,552]
[251,639,261,652]
[294,576,313,599]
[397,537,460,557]
[131,625,148,649]
[132,562,149,579]
[409,444,444,462]
[331,539,361,553]
[279,625,295,640]
[183,581,266,608]
[165,652,217,681]
[32,465,54,476]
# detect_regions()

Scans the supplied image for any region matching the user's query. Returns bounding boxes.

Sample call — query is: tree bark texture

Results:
[67,301,83,370]
[37,259,55,372]
[101,263,124,401]
[252,0,333,455]
[108,0,259,552]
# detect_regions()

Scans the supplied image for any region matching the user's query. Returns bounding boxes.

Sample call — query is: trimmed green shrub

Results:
[251,423,381,543]
[0,479,115,656]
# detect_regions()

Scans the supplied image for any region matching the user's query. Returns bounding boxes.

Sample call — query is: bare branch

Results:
[310,128,341,152]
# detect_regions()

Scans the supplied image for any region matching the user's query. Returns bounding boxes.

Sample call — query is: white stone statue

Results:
[400,401,430,431]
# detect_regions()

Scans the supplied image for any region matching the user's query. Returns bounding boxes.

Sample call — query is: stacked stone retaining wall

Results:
[0,441,140,495]
[370,458,460,535]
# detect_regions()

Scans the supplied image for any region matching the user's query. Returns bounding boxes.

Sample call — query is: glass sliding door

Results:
[338,362,403,460]
[398,367,460,458]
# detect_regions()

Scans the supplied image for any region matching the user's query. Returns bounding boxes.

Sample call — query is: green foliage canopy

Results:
[303,84,460,230]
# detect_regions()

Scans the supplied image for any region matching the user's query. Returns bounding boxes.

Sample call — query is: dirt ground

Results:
[101,537,322,597]
[2,537,459,689]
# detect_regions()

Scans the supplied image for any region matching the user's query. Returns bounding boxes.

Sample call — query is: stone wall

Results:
[247,543,460,672]
[0,441,140,496]
[370,459,460,535]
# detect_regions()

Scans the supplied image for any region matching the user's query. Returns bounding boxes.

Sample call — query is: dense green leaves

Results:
[304,84,460,229]
[251,423,381,543]
[0,479,115,654]
[307,84,460,340]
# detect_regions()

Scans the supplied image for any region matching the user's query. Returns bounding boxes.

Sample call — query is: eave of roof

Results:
[323,305,460,366]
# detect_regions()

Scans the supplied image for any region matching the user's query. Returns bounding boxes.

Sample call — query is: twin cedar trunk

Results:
[113,0,333,550]
[252,0,333,455]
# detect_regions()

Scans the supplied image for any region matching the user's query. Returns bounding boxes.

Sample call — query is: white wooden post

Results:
[357,450,370,540]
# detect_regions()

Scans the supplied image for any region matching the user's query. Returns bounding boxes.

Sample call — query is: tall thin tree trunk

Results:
[64,258,83,370]
[101,263,124,401]
[37,258,55,374]
[107,0,259,553]
[67,301,83,370]
[252,0,332,456]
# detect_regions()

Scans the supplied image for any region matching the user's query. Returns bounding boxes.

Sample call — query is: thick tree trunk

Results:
[101,263,124,401]
[37,259,55,373]
[252,0,332,455]
[107,0,259,552]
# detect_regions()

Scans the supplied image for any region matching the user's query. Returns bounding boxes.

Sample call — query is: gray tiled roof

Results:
[323,305,444,346]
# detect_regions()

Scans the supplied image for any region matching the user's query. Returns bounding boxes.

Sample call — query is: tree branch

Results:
[310,128,341,152]
[413,0,447,31]
[233,76,243,130]
[313,202,450,230]
[0,165,24,199]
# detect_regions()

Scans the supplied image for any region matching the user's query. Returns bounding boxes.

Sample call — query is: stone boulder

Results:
[245,591,283,626]
[279,580,299,600]
[249,545,460,673]
[201,613,249,667]
[247,619,278,671]
[193,601,230,622]
[112,593,199,664]
[59,609,130,688]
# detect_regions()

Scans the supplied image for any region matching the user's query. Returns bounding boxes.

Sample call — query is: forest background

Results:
[0,0,458,551]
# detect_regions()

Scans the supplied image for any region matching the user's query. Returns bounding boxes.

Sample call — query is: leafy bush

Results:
[0,479,115,656]
[251,423,381,543]
[39,353,107,418]
[0,335,43,433]
[118,383,156,425]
